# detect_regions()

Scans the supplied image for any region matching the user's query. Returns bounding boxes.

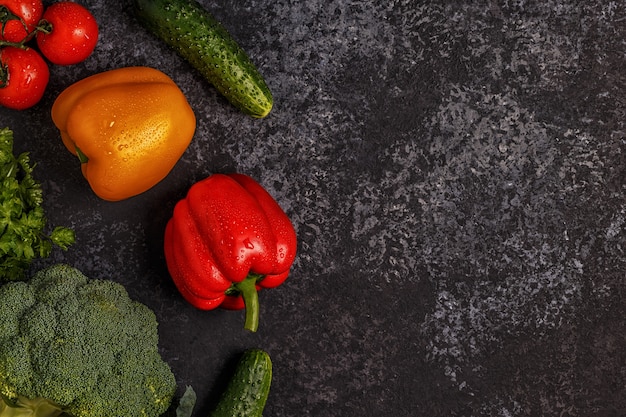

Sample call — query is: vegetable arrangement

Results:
[0,1,99,110]
[1,1,290,416]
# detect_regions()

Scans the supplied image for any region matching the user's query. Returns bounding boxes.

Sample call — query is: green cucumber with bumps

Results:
[210,349,272,417]
[132,0,273,118]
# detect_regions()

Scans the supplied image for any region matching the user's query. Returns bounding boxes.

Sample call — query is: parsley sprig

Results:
[0,127,75,281]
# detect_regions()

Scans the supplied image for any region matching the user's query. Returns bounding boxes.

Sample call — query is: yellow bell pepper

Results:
[51,66,196,201]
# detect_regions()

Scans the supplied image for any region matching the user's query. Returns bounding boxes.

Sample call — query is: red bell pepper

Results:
[163,173,297,332]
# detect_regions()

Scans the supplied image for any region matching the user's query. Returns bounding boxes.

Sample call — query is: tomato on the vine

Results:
[36,1,98,65]
[0,46,49,110]
[0,0,44,43]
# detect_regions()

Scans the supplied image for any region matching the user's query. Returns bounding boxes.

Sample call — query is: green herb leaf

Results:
[175,386,196,417]
[0,127,75,282]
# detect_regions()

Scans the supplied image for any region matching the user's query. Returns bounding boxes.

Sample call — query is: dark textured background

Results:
[1,0,625,416]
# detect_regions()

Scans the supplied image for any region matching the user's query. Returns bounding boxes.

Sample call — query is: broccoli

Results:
[0,264,177,417]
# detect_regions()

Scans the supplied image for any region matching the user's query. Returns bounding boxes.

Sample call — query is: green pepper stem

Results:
[235,276,260,332]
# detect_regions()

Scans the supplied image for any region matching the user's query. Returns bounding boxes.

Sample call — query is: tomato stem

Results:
[34,19,51,35]
[0,40,28,49]
[0,60,6,89]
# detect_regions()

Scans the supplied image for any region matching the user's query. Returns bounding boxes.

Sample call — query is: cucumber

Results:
[210,349,272,417]
[132,0,273,118]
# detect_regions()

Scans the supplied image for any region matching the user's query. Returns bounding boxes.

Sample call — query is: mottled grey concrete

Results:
[2,0,624,416]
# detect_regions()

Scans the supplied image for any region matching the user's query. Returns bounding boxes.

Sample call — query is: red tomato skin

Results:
[0,46,49,110]
[36,1,98,65]
[0,0,44,42]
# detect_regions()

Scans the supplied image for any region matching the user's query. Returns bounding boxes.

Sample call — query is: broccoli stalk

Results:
[0,395,64,417]
[0,264,177,417]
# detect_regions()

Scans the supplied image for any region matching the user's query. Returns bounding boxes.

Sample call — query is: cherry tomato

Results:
[0,0,44,43]
[36,1,98,65]
[0,46,49,110]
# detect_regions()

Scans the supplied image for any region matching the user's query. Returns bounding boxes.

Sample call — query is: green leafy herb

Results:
[0,127,75,282]
[176,386,197,417]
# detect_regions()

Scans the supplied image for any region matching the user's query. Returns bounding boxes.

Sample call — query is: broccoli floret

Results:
[0,264,177,417]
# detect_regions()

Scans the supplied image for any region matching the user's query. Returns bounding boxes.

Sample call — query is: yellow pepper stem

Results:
[74,146,89,163]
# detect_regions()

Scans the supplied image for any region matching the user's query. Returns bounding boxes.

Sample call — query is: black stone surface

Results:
[1,0,625,416]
